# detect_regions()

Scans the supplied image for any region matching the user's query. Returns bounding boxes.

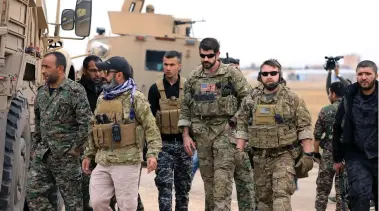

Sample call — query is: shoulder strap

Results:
[179,77,186,99]
[155,79,167,100]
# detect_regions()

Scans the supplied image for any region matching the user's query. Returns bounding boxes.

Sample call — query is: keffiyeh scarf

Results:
[103,78,137,119]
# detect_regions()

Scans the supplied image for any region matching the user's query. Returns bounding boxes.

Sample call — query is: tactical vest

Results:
[248,86,297,149]
[190,75,238,118]
[155,78,185,134]
[92,97,137,149]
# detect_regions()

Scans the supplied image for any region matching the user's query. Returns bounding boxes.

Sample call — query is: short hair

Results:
[330,81,345,97]
[44,51,67,72]
[260,59,282,71]
[199,37,220,53]
[83,55,102,69]
[356,60,377,73]
[163,51,182,64]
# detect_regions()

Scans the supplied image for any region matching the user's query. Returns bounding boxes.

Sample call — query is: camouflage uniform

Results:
[27,78,92,211]
[314,99,346,211]
[178,63,254,211]
[236,84,313,211]
[84,89,162,209]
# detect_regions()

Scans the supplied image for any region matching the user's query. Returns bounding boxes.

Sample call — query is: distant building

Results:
[343,54,361,69]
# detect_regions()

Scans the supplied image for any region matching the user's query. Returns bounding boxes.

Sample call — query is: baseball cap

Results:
[95,56,131,78]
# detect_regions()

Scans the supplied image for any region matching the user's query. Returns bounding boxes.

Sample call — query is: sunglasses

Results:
[200,53,215,59]
[102,69,118,76]
[260,71,279,77]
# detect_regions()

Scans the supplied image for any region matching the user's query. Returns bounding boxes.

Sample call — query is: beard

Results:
[102,76,119,92]
[202,60,216,69]
[263,81,279,91]
[45,74,59,85]
[358,79,376,90]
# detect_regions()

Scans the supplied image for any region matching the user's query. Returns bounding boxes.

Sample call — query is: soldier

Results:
[148,51,192,210]
[235,59,314,211]
[81,56,162,210]
[27,51,92,210]
[178,37,254,211]
[333,60,378,211]
[314,81,346,211]
[220,56,257,211]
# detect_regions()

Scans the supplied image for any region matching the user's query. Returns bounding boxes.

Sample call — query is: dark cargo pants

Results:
[154,138,192,211]
[346,156,378,211]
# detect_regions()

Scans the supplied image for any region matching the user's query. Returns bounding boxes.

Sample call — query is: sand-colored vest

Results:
[155,78,185,134]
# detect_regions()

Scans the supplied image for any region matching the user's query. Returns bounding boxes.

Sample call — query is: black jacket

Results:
[78,76,102,113]
[333,80,378,162]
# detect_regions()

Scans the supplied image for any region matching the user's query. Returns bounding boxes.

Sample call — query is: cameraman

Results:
[326,64,351,96]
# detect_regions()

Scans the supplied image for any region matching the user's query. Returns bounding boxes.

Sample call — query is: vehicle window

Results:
[145,50,167,72]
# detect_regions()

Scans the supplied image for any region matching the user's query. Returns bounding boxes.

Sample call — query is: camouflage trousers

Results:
[194,126,254,211]
[26,149,82,211]
[82,159,145,211]
[253,150,297,211]
[315,149,346,211]
[154,138,192,211]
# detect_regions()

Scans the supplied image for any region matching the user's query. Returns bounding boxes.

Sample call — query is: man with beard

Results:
[82,56,161,210]
[78,55,104,113]
[235,59,314,211]
[148,50,192,211]
[27,51,92,210]
[333,60,378,211]
[313,82,348,211]
[178,37,254,211]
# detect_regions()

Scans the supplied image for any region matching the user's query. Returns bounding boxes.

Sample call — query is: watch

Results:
[303,152,313,157]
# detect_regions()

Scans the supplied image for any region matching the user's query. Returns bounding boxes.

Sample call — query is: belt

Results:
[252,143,299,157]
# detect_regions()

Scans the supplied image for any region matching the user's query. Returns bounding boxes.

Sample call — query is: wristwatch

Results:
[303,152,313,157]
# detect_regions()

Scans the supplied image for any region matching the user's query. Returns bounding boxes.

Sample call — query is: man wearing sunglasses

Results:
[235,59,314,211]
[178,37,254,211]
[81,56,162,211]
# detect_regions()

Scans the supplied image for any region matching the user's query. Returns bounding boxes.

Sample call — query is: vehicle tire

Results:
[0,96,31,211]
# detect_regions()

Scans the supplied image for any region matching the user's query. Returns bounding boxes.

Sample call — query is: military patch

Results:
[200,83,216,92]
[260,107,270,114]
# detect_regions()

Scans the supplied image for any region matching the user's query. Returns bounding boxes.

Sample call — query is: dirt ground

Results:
[137,80,339,210]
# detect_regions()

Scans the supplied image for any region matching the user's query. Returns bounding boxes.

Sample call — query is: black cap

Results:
[95,56,131,78]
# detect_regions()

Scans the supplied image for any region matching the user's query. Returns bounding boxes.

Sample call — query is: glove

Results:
[313,152,321,164]
[295,153,314,178]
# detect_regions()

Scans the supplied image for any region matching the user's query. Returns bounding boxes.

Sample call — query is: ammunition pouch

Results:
[93,123,137,149]
[192,94,238,117]
[249,104,297,149]
[155,78,184,135]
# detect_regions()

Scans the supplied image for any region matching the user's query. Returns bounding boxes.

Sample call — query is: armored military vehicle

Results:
[0,0,92,210]
[86,0,203,96]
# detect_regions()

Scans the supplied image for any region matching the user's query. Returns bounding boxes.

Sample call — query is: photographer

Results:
[324,57,351,96]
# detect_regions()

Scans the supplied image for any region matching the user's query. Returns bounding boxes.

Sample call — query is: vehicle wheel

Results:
[0,96,31,211]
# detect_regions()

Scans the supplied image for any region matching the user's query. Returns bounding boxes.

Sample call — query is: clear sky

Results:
[46,0,379,69]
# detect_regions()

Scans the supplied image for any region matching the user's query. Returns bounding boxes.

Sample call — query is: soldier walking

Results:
[81,56,162,211]
[235,59,314,211]
[148,51,192,210]
[178,37,254,211]
[313,81,347,211]
[26,51,92,210]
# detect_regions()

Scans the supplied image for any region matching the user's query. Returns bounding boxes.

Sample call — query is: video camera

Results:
[220,52,240,65]
[324,56,344,71]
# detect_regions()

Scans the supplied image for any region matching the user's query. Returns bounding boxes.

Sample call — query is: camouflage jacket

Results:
[314,99,341,151]
[84,90,162,165]
[178,63,250,141]
[33,78,92,156]
[236,84,313,142]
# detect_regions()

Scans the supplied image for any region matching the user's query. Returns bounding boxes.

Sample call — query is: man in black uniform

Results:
[333,60,378,211]
[148,51,192,211]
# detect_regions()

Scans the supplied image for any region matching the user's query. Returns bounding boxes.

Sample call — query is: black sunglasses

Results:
[200,53,215,58]
[260,71,279,77]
